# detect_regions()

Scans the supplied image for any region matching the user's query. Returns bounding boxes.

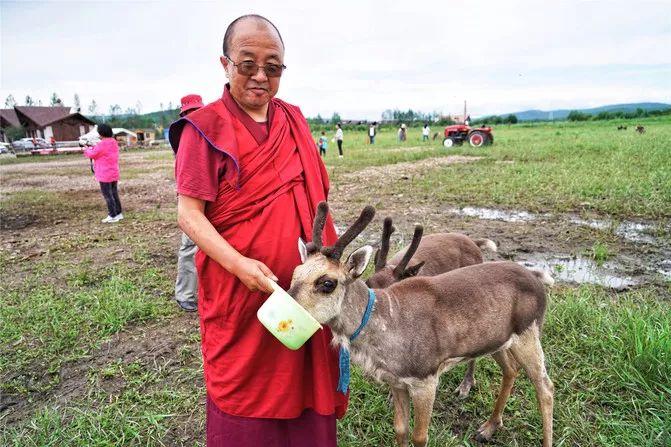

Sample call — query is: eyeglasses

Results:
[225,56,286,78]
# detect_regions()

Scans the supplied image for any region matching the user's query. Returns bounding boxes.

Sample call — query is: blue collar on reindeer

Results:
[337,288,376,394]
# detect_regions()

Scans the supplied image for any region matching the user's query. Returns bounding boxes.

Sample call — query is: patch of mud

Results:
[658,260,671,279]
[330,170,669,293]
[447,207,667,246]
[0,211,38,230]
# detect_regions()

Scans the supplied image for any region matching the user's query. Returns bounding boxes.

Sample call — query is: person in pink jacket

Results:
[84,123,123,223]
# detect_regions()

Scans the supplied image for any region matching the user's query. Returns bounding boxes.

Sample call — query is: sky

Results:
[1,0,670,120]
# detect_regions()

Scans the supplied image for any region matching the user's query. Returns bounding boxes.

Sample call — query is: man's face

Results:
[220,20,284,116]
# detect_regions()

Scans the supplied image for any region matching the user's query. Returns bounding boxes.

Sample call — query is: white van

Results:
[79,127,101,147]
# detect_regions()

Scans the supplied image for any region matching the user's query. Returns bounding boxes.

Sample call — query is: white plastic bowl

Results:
[257,280,322,350]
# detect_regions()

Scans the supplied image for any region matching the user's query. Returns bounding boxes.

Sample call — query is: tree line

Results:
[5,92,669,133]
[567,107,671,121]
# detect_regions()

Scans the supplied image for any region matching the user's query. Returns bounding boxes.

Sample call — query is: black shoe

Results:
[177,300,198,312]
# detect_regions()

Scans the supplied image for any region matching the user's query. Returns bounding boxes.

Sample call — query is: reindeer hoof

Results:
[475,430,492,443]
[455,384,471,399]
[475,422,496,443]
[455,379,475,399]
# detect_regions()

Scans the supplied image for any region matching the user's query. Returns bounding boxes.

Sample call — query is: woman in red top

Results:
[171,15,347,447]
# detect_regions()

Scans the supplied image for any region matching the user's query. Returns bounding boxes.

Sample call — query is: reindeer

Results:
[366,217,497,398]
[290,202,554,447]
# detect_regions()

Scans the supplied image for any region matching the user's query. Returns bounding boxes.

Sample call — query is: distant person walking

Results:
[368,123,376,144]
[422,123,430,142]
[398,123,407,142]
[335,123,344,158]
[174,94,204,312]
[318,131,328,157]
[84,123,123,223]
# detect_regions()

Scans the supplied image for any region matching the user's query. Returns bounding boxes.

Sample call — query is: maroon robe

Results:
[171,90,348,421]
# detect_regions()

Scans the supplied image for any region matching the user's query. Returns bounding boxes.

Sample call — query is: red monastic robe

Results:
[171,89,348,420]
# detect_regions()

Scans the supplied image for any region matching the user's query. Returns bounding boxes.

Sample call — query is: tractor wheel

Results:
[486,134,494,145]
[468,131,485,147]
[443,137,456,148]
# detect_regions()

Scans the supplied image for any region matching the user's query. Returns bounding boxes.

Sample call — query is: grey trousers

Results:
[175,232,198,304]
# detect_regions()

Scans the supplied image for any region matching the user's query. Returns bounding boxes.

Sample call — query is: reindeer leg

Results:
[409,381,438,447]
[476,350,519,442]
[455,360,477,398]
[509,324,554,447]
[390,386,411,447]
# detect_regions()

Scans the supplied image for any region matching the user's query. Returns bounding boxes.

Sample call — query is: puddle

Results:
[658,260,671,279]
[448,207,663,245]
[569,217,658,244]
[518,255,637,290]
[448,207,548,223]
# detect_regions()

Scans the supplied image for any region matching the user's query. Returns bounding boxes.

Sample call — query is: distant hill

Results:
[508,103,671,121]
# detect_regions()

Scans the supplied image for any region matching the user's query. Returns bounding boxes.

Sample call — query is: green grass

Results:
[320,117,671,219]
[0,265,173,395]
[589,242,611,266]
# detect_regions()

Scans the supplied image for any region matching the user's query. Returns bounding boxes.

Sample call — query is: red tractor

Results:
[443,124,494,148]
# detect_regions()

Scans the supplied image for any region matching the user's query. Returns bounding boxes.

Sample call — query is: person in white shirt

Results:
[368,123,376,144]
[422,123,430,142]
[335,123,344,158]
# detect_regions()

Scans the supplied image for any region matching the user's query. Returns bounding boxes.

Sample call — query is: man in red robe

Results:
[170,14,348,447]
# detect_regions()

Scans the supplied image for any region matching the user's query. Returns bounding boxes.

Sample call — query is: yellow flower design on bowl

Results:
[277,319,294,332]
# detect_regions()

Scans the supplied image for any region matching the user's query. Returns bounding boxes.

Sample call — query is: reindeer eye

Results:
[316,276,338,293]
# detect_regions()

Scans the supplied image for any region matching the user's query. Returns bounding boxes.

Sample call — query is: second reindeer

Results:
[289,202,554,447]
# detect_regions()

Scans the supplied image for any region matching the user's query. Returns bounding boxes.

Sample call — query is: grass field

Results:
[1,117,670,446]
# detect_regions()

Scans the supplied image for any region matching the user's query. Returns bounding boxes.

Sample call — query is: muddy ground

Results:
[1,150,669,438]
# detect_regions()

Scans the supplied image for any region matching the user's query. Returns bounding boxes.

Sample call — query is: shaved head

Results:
[223,14,284,56]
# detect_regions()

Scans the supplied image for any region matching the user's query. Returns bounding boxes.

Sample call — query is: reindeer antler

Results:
[375,217,395,272]
[306,201,329,255]
[393,225,424,278]
[312,202,375,261]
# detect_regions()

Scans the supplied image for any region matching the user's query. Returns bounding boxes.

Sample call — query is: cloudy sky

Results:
[1,0,669,119]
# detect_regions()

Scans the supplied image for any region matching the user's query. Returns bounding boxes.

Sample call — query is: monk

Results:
[170,14,347,447]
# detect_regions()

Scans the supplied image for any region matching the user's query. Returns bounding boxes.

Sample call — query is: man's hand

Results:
[230,256,278,293]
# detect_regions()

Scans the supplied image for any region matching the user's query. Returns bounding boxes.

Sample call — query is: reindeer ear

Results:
[346,246,373,278]
[298,238,309,263]
[401,261,426,279]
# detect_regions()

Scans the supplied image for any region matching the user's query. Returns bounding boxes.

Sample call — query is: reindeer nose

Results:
[286,284,300,299]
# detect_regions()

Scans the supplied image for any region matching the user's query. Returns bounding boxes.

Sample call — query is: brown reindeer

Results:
[290,202,554,447]
[366,217,497,397]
